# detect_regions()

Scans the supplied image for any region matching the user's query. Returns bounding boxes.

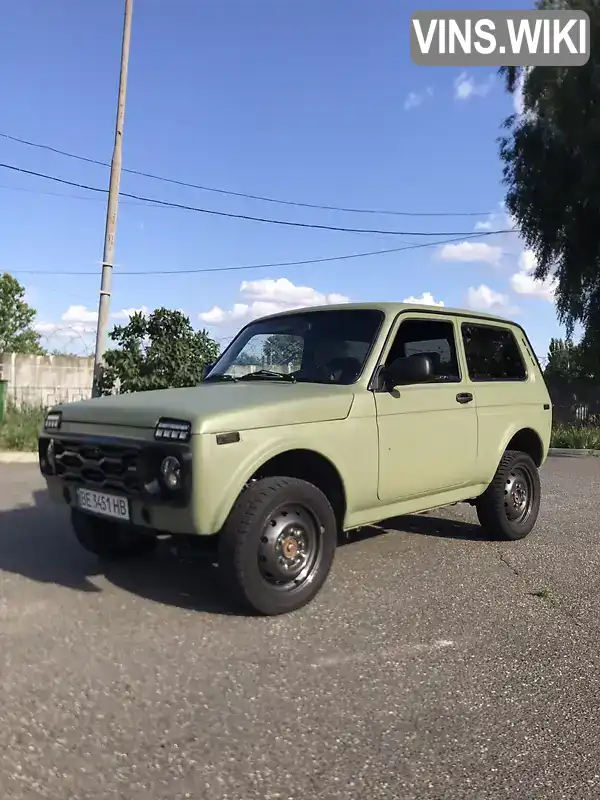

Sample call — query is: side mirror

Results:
[200,362,215,381]
[385,354,435,388]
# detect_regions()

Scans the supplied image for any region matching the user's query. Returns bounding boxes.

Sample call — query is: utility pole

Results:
[92,0,134,397]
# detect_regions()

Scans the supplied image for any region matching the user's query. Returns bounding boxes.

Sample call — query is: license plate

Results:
[77,488,130,521]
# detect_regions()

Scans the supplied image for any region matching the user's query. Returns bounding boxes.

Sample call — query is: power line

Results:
[0,130,490,218]
[9,231,507,276]
[0,162,514,238]
[0,178,478,254]
[0,181,155,207]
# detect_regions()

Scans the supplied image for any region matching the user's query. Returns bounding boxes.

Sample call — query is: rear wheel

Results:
[475,450,541,541]
[218,477,337,615]
[71,509,158,559]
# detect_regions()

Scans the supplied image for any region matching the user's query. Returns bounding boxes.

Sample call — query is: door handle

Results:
[456,392,473,404]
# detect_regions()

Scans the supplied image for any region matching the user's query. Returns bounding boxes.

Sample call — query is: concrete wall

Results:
[0,353,94,408]
[0,355,294,410]
[228,364,293,377]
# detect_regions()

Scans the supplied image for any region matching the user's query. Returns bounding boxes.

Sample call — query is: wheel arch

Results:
[248,448,348,531]
[504,427,545,467]
[479,426,546,493]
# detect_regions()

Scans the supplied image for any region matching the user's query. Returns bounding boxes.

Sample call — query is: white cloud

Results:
[199,304,249,325]
[35,305,96,336]
[466,202,556,307]
[437,240,502,266]
[112,306,151,320]
[61,305,97,325]
[199,278,350,326]
[473,204,517,234]
[519,250,536,273]
[403,292,445,307]
[510,249,557,301]
[404,87,433,111]
[466,284,515,315]
[35,305,151,337]
[472,204,554,293]
[454,71,494,101]
[35,321,94,336]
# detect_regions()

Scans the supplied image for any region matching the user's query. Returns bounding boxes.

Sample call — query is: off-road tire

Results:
[218,477,338,616]
[475,449,541,541]
[71,509,158,559]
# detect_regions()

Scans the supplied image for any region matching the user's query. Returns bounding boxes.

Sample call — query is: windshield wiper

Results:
[239,370,296,382]
[203,373,238,383]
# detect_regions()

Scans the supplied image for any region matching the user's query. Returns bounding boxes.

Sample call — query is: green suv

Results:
[38,303,552,615]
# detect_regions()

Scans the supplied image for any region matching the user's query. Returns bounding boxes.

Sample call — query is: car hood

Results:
[53,382,356,434]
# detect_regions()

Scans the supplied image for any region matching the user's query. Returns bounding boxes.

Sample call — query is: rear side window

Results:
[461,323,527,382]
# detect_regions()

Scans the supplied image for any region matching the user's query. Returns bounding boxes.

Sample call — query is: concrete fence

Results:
[0,353,94,408]
[0,354,296,410]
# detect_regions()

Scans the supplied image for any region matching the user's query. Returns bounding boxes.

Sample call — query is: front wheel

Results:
[475,450,541,541]
[71,509,158,559]
[218,477,338,615]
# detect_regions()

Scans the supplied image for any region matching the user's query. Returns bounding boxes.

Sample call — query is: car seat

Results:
[326,356,362,383]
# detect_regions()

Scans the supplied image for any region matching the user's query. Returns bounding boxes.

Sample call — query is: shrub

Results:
[551,423,600,450]
[0,402,46,451]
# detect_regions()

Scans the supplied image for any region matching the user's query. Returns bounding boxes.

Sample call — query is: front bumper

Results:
[39,433,198,535]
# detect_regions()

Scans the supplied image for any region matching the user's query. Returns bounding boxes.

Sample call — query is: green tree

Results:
[0,272,44,355]
[97,307,220,395]
[235,350,257,367]
[262,334,303,368]
[499,0,600,359]
[544,338,586,382]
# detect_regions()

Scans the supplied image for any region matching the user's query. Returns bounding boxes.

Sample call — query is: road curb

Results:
[0,451,38,463]
[548,448,600,458]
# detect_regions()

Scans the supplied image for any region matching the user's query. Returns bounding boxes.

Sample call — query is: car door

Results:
[374,313,479,504]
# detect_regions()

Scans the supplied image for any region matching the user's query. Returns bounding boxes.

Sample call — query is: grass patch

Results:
[551,423,600,450]
[529,586,557,605]
[0,403,46,451]
[531,586,551,600]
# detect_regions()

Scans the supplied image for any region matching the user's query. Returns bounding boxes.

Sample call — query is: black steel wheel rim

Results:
[257,502,323,592]
[504,464,535,525]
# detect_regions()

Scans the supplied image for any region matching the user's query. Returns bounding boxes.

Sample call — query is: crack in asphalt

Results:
[495,547,520,578]
[493,544,587,632]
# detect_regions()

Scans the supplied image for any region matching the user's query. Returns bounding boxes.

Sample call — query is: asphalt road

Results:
[1,457,600,800]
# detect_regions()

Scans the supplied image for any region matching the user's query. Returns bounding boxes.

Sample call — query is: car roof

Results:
[254,301,519,327]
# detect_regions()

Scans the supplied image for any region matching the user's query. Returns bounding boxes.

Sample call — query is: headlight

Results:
[160,456,181,490]
[44,411,62,431]
[154,418,191,442]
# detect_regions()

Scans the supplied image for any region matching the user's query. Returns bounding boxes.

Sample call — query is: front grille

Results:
[54,439,143,496]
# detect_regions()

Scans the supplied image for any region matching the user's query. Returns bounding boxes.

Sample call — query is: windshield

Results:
[206,309,384,385]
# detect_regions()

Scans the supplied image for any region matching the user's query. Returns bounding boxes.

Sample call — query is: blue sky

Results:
[0,0,561,358]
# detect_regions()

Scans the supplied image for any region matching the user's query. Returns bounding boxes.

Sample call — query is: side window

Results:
[385,318,461,382]
[461,324,527,381]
